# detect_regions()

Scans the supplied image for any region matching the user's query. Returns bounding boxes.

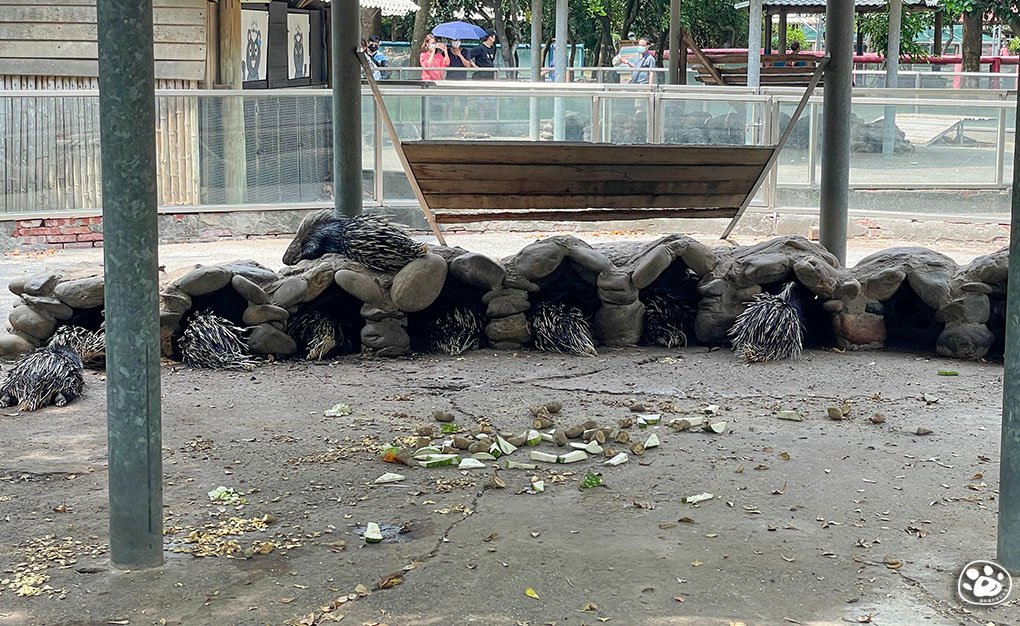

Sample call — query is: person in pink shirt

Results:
[420,34,450,81]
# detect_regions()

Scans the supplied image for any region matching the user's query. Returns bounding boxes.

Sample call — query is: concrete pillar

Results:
[747,0,762,87]
[529,0,542,140]
[764,10,773,55]
[778,10,787,53]
[819,0,853,265]
[97,0,163,569]
[883,0,902,156]
[998,72,1020,570]
[332,0,362,217]
[219,0,246,204]
[669,0,682,85]
[553,0,567,140]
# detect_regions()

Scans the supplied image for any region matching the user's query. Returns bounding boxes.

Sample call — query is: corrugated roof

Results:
[734,0,939,10]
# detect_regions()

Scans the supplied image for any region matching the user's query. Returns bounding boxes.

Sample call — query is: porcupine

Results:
[0,345,85,412]
[298,215,428,273]
[48,325,106,368]
[528,300,598,357]
[287,311,342,360]
[424,307,483,356]
[178,310,257,371]
[642,289,697,349]
[727,281,804,363]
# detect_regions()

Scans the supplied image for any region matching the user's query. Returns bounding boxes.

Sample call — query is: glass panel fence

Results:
[0,87,1013,217]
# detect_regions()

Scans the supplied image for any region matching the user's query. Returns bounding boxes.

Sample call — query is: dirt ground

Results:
[0,232,1016,626]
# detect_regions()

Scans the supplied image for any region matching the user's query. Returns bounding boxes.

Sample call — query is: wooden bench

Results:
[358,51,826,246]
[686,32,825,88]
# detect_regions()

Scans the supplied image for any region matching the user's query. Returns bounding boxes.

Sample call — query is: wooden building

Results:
[0,0,329,218]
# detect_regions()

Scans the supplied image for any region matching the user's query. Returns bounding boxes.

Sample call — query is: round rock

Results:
[515,241,566,280]
[937,324,994,361]
[391,253,448,313]
[485,313,530,344]
[175,266,232,297]
[335,269,385,305]
[247,323,297,356]
[22,273,61,296]
[594,301,644,347]
[53,276,105,309]
[243,304,290,326]
[449,253,506,290]
[271,276,309,308]
[231,275,269,305]
[21,295,74,320]
[0,333,36,358]
[9,305,56,341]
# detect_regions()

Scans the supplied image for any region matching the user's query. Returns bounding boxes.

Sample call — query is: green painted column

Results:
[997,88,1020,569]
[97,0,164,568]
[332,0,363,217]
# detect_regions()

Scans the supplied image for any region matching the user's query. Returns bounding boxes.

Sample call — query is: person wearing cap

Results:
[469,30,498,80]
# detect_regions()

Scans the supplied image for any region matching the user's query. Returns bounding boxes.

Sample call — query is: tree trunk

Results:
[621,0,639,41]
[492,1,517,68]
[360,8,381,38]
[410,0,433,76]
[597,14,614,66]
[961,10,982,88]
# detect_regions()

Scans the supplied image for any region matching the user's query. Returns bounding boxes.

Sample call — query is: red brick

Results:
[46,234,78,243]
[84,217,103,225]
[17,219,42,228]
[43,218,68,227]
[25,227,61,236]
[62,226,90,235]
[63,242,94,249]
[77,232,104,242]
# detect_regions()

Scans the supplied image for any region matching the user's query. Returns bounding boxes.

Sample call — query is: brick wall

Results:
[12,217,104,249]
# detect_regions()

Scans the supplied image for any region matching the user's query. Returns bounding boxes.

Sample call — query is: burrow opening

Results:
[171,286,250,359]
[291,283,367,356]
[66,306,105,332]
[759,279,837,350]
[987,292,1006,361]
[407,276,488,354]
[881,283,944,353]
[531,261,602,316]
[638,260,701,347]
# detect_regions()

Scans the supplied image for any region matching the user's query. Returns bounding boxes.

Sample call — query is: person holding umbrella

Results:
[468,30,497,80]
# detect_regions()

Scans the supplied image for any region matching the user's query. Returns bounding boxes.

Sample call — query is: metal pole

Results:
[747,0,762,87]
[529,0,542,140]
[819,0,852,265]
[553,0,567,140]
[97,0,163,569]
[882,0,902,156]
[997,79,1020,570]
[668,0,681,85]
[332,0,362,217]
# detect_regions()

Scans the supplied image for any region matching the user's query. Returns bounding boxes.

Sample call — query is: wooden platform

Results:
[686,33,825,88]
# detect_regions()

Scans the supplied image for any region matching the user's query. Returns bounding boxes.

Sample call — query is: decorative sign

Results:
[288,13,310,80]
[241,8,269,82]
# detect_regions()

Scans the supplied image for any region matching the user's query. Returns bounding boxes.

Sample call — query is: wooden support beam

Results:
[219,0,245,204]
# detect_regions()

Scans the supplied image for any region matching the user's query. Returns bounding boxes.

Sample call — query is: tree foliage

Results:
[857,10,934,58]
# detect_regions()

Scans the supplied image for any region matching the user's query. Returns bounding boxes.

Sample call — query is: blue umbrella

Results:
[432,21,488,40]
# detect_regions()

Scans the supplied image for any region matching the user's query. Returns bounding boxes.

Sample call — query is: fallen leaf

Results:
[279,597,297,604]
[673,595,686,603]
[376,572,403,590]
[525,587,541,599]
[580,602,598,612]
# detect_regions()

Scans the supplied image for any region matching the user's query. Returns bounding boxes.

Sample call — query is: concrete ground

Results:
[0,229,1015,626]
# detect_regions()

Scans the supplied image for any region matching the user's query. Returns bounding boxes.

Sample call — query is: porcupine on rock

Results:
[528,300,598,357]
[298,215,428,273]
[424,307,483,356]
[287,311,342,360]
[0,345,85,412]
[642,289,697,349]
[728,281,804,363]
[48,325,106,368]
[178,310,257,371]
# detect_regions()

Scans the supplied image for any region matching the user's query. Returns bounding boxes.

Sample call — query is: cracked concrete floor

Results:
[0,346,1015,626]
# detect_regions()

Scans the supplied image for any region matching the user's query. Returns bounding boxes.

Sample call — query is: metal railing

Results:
[0,82,1014,219]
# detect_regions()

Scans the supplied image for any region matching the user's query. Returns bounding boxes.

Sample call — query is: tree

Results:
[410,0,434,72]
[857,10,934,58]
[941,1,1020,86]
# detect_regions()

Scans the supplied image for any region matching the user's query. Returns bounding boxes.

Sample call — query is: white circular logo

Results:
[958,560,1012,606]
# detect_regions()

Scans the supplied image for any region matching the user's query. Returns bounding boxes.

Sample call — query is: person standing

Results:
[420,34,450,81]
[626,38,655,85]
[469,30,498,80]
[367,34,390,80]
[446,39,473,80]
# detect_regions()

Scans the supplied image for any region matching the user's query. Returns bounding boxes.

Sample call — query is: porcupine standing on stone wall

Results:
[0,345,85,412]
[287,311,342,360]
[642,289,697,349]
[48,325,106,368]
[178,310,257,371]
[298,215,428,273]
[424,307,484,356]
[728,281,804,362]
[528,300,598,357]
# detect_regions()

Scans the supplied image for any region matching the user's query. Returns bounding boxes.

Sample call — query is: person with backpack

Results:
[367,35,390,80]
